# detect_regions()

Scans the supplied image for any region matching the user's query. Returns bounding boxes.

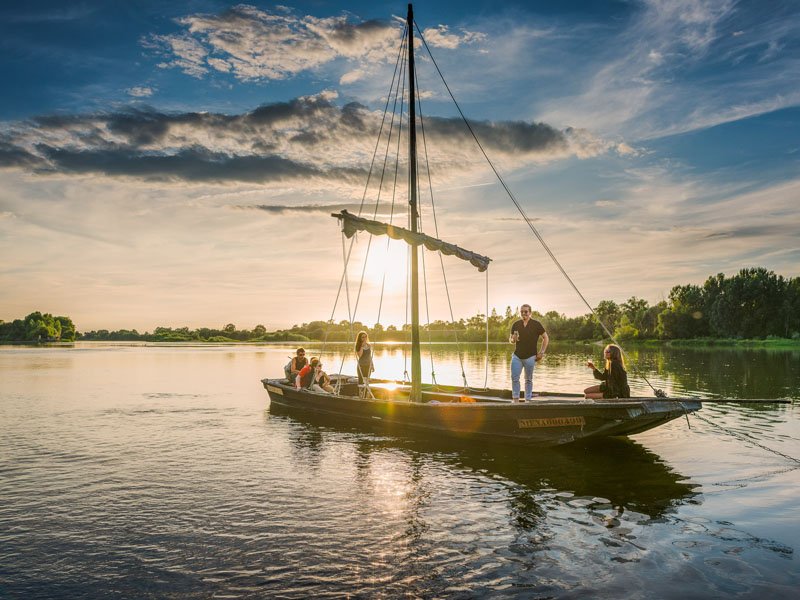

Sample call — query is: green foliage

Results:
[6,268,797,344]
[0,312,75,342]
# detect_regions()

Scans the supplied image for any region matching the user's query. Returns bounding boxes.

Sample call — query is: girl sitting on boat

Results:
[584,344,631,399]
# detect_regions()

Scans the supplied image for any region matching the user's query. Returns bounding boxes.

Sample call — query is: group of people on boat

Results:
[283,305,629,400]
[284,331,375,394]
[284,348,334,393]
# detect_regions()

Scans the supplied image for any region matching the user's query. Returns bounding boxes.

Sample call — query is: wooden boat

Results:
[263,376,700,446]
[262,4,701,445]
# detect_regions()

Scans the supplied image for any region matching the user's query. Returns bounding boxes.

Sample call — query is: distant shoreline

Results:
[4,338,799,348]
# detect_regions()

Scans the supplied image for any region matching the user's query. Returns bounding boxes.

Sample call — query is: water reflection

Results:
[269,403,698,523]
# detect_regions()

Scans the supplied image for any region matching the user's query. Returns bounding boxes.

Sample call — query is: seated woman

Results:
[584,344,631,399]
[296,358,332,394]
[316,366,335,394]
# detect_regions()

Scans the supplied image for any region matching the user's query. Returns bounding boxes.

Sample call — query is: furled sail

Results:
[332,210,491,272]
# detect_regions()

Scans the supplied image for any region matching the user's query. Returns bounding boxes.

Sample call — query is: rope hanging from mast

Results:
[414,20,663,396]
[414,64,471,390]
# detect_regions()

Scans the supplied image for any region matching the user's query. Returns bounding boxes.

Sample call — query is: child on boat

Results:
[584,344,631,399]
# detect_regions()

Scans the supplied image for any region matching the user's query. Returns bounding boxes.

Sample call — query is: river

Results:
[1,342,798,598]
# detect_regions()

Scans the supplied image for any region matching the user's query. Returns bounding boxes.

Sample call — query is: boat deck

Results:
[266,378,699,408]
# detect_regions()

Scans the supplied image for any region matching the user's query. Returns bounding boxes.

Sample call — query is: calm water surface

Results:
[1,342,799,598]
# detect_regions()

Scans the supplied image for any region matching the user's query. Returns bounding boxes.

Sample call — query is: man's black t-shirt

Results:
[511,318,546,360]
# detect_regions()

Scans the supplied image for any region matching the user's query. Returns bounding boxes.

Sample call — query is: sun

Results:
[360,237,409,293]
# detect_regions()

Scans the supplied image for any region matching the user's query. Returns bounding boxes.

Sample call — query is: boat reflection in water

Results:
[268,402,699,522]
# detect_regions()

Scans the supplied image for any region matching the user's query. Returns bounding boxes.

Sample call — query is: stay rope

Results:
[322,25,407,389]
[691,411,800,465]
[415,67,471,390]
[376,52,407,326]
[415,21,661,396]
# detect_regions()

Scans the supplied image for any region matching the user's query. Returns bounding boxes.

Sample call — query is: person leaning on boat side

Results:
[284,347,308,383]
[354,331,374,385]
[509,304,549,402]
[584,344,631,399]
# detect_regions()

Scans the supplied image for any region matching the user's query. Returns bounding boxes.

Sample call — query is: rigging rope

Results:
[335,230,355,385]
[376,50,407,326]
[415,21,661,396]
[403,241,410,383]
[327,24,408,388]
[691,411,800,465]
[485,269,490,389]
[419,239,437,387]
[350,32,409,328]
[414,66,470,389]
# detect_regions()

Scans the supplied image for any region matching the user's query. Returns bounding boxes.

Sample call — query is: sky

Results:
[1,0,799,332]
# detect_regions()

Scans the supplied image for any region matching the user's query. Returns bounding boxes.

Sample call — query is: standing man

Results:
[509,304,549,402]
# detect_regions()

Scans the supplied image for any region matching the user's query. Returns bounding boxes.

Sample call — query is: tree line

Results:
[5,268,799,344]
[0,312,77,342]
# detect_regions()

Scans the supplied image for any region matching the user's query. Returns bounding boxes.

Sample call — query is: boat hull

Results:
[262,378,700,446]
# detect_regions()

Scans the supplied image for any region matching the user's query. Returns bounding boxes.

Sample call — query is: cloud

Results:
[126,86,155,98]
[421,25,486,49]
[146,33,209,78]
[0,138,41,168]
[0,94,614,187]
[143,4,404,82]
[537,0,800,139]
[240,203,364,214]
[340,69,366,85]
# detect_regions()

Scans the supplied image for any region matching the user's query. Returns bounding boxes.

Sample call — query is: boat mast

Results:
[407,3,422,402]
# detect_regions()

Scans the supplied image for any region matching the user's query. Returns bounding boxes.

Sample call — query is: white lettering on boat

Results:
[518,416,586,428]
[266,385,284,395]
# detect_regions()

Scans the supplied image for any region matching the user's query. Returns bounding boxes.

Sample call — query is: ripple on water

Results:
[2,345,800,598]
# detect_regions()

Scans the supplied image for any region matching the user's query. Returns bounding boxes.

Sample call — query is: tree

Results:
[594,300,621,337]
[657,284,707,339]
[708,268,785,338]
[783,277,800,338]
[621,296,649,334]
[56,316,77,341]
[615,314,639,340]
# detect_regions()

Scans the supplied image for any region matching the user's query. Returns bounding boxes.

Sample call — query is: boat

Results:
[262,4,701,445]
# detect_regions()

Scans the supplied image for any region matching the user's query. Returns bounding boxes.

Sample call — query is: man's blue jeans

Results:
[511,353,536,400]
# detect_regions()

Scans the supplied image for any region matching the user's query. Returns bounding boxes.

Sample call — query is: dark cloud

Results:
[0,94,605,185]
[240,204,400,222]
[317,18,391,48]
[704,223,800,239]
[0,139,41,168]
[242,203,357,214]
[34,144,366,184]
[424,117,568,154]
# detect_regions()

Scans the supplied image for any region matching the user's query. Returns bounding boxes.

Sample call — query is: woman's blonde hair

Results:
[604,344,624,370]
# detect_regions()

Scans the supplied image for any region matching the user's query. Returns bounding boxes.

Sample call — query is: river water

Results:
[1,342,798,598]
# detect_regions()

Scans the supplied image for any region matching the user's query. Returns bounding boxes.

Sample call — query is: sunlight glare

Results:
[359,238,408,293]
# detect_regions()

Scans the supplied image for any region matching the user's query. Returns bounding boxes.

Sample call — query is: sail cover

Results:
[332,210,491,272]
